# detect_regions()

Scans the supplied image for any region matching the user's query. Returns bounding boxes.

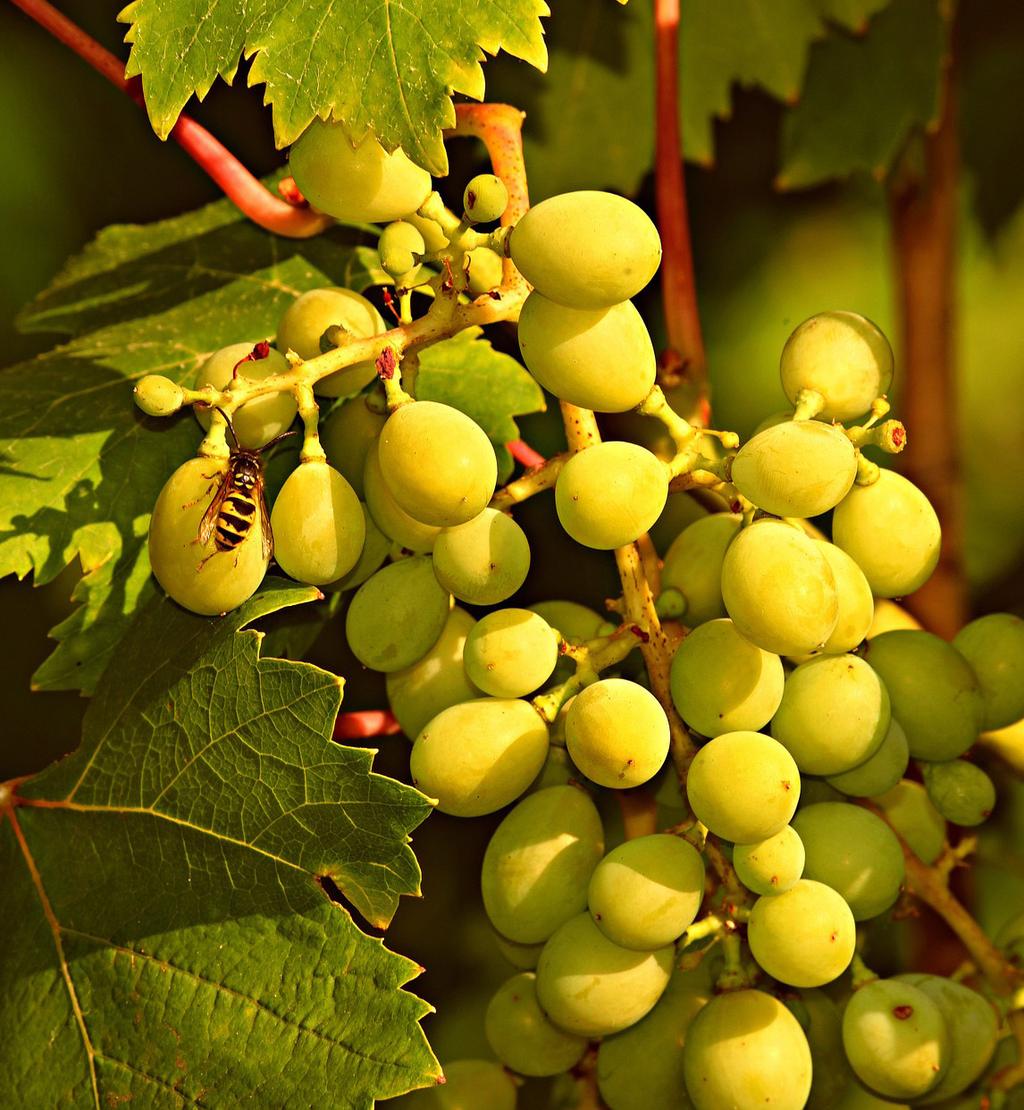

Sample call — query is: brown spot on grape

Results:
[893,1005,913,1019]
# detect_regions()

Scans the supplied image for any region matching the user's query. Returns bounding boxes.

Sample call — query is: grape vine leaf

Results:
[0,582,439,1107]
[118,0,550,176]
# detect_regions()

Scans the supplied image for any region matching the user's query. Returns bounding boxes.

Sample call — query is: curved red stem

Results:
[333,710,402,741]
[507,438,546,469]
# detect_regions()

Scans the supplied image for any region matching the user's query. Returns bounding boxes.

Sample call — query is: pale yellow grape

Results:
[954,613,1024,729]
[669,618,784,737]
[868,599,922,638]
[288,120,431,223]
[322,505,388,593]
[485,972,587,1077]
[555,442,668,550]
[148,458,269,616]
[432,508,530,605]
[780,311,894,421]
[517,292,656,412]
[405,212,449,253]
[464,174,509,223]
[378,219,425,279]
[535,912,673,1037]
[386,607,479,739]
[832,470,941,597]
[378,401,497,527]
[875,781,946,863]
[747,879,856,986]
[816,541,874,653]
[193,343,296,448]
[430,1059,516,1110]
[363,441,441,552]
[683,990,812,1110]
[529,601,606,644]
[463,609,559,698]
[733,826,805,896]
[134,373,184,417]
[721,519,839,656]
[686,731,800,843]
[466,247,504,295]
[270,461,364,585]
[826,718,909,797]
[565,678,669,788]
[320,395,387,497]
[660,514,741,627]
[411,698,549,817]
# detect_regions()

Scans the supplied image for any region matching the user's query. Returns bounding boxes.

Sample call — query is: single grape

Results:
[841,978,949,1099]
[535,912,674,1038]
[270,460,364,585]
[194,343,295,448]
[481,784,604,943]
[565,678,670,788]
[410,698,549,817]
[493,932,544,971]
[363,441,441,552]
[148,458,269,616]
[747,879,856,987]
[510,191,661,309]
[429,1059,517,1110]
[733,825,805,896]
[485,972,587,1077]
[683,990,813,1110]
[276,287,386,398]
[815,541,875,654]
[319,394,387,497]
[660,514,742,628]
[669,618,784,737]
[770,654,890,776]
[463,609,559,698]
[731,420,857,518]
[386,607,480,739]
[875,780,946,864]
[795,988,850,1110]
[322,504,390,593]
[832,470,941,598]
[378,219,425,279]
[864,630,983,760]
[529,601,606,644]
[921,759,996,826]
[378,401,497,527]
[779,311,894,422]
[517,292,656,412]
[466,247,505,295]
[464,174,509,223]
[685,731,801,844]
[826,718,910,797]
[555,442,668,550]
[288,120,431,223]
[432,508,530,605]
[134,373,185,417]
[345,555,449,672]
[953,613,1024,729]
[720,519,839,657]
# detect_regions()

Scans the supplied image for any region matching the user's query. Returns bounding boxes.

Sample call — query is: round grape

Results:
[320,394,387,498]
[485,972,587,1077]
[194,343,295,448]
[922,759,996,826]
[953,612,1024,729]
[660,514,741,628]
[875,780,946,863]
[733,825,805,896]
[464,174,509,223]
[463,609,559,698]
[134,373,185,417]
[431,508,530,605]
[378,219,425,279]
[826,718,910,797]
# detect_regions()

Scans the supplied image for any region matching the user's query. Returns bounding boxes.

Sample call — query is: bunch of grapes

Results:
[132,118,1024,1109]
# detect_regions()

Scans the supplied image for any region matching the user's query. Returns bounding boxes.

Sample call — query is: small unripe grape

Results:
[320,395,387,498]
[363,441,441,553]
[733,826,805,896]
[463,609,559,698]
[826,718,910,798]
[378,219,426,279]
[485,972,587,1077]
[466,247,504,294]
[464,174,509,223]
[922,759,996,826]
[660,514,741,628]
[432,508,531,605]
[953,612,1024,729]
[194,343,295,448]
[134,373,185,417]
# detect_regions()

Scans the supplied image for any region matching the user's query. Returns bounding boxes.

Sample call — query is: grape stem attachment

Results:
[531,626,646,723]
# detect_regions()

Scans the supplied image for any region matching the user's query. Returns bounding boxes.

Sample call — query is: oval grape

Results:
[463,608,560,698]
[485,972,587,1077]
[733,826,805,896]
[363,440,441,552]
[921,759,996,826]
[432,508,531,606]
[826,718,910,798]
[660,514,742,628]
[953,612,1024,729]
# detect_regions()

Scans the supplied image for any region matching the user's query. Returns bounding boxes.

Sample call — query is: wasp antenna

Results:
[260,429,300,455]
[215,407,239,448]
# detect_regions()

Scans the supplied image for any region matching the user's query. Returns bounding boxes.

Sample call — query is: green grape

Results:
[555,442,668,550]
[410,698,549,818]
[921,760,996,826]
[288,120,432,223]
[482,784,604,943]
[323,505,389,592]
[841,978,949,1099]
[535,912,673,1038]
[669,618,784,737]
[660,514,742,628]
[565,678,670,788]
[835,1085,909,1110]
[345,555,449,672]
[527,744,589,794]
[731,420,857,518]
[386,607,480,738]
[686,731,800,844]
[464,174,509,223]
[720,519,839,656]
[597,968,709,1110]
[270,460,365,585]
[953,613,1024,729]
[378,401,497,527]
[134,373,185,417]
[517,292,656,412]
[894,974,999,1103]
[432,508,530,605]
[510,191,661,309]
[194,343,295,448]
[682,990,813,1110]
[494,932,544,971]
[747,879,856,987]
[529,601,606,644]
[466,247,504,295]
[779,311,894,422]
[832,471,941,598]
[864,631,983,760]
[485,972,587,1077]
[770,654,890,776]
[363,440,441,552]
[796,988,850,1110]
[733,825,805,896]
[319,394,387,497]
[875,780,946,864]
[276,287,386,398]
[792,802,904,920]
[148,458,269,616]
[378,219,425,279]
[430,1059,517,1110]
[587,834,704,950]
[463,609,560,698]
[826,718,910,797]
[816,541,875,655]
[798,778,846,807]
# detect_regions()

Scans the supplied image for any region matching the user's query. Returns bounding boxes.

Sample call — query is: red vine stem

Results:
[507,438,546,469]
[333,710,401,741]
